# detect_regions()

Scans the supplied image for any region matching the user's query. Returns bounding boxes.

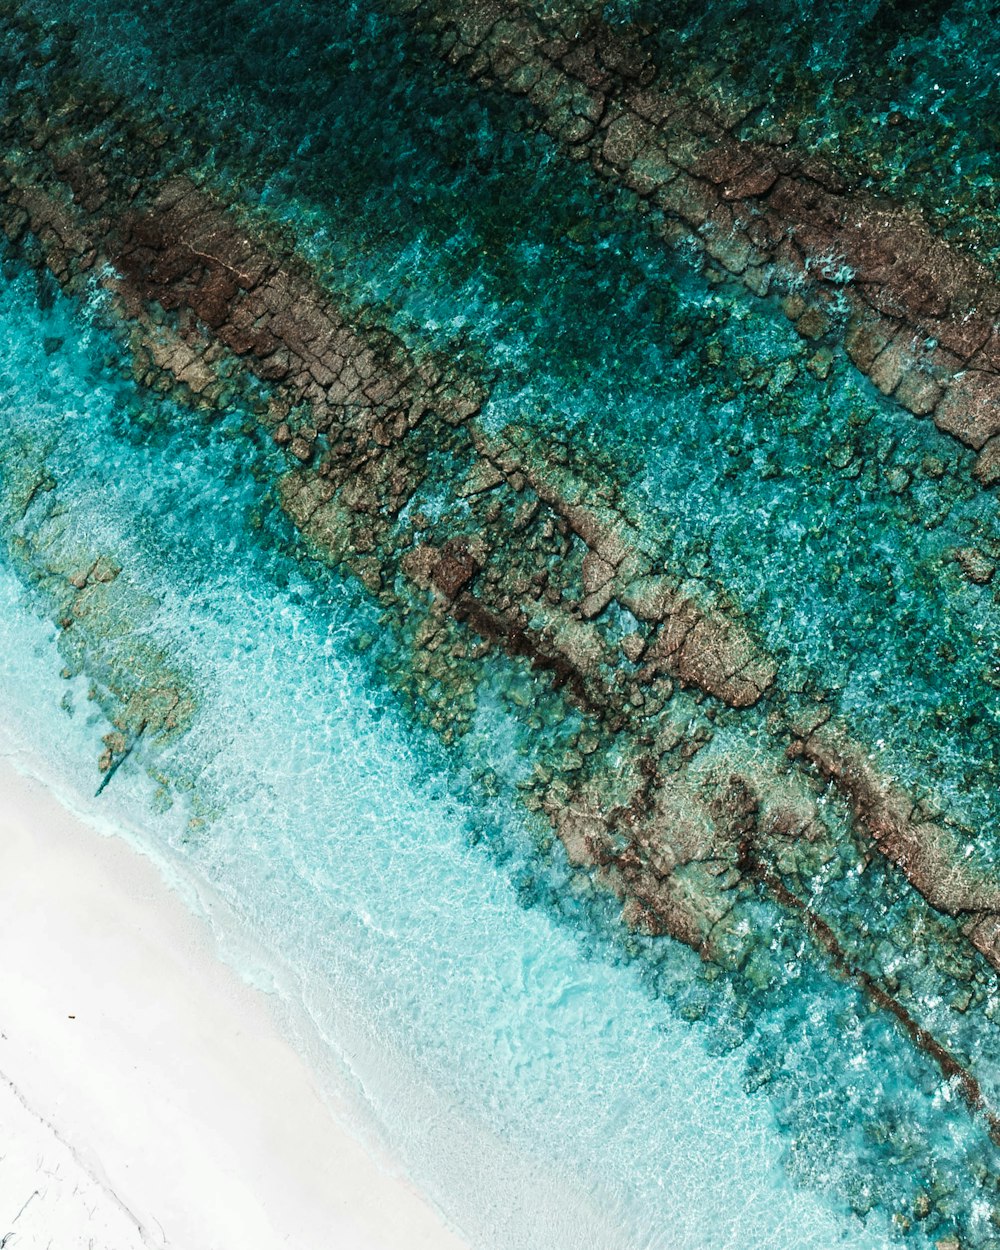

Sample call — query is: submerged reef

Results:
[2,1,1000,1244]
[396,0,1000,458]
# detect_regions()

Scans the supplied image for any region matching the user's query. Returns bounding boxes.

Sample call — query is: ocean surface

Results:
[0,262,890,1249]
[1,1,999,1246]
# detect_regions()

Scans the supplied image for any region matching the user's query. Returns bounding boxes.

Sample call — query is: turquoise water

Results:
[3,1,1000,1245]
[0,262,895,1249]
[13,0,999,846]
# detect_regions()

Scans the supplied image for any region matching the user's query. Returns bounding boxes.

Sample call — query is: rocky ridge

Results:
[393,0,1000,477]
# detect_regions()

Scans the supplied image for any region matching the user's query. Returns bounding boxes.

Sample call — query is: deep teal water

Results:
[3,1,1000,1246]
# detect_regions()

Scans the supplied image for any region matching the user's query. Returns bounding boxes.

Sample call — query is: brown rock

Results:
[580,586,614,619]
[690,141,752,187]
[971,330,1000,373]
[582,550,615,594]
[644,600,775,708]
[767,176,844,230]
[870,332,921,396]
[894,369,943,416]
[805,349,833,380]
[781,293,807,322]
[431,543,478,598]
[258,349,291,382]
[953,547,996,586]
[621,632,646,663]
[618,575,676,621]
[794,307,830,342]
[401,544,440,589]
[655,171,718,228]
[721,158,779,201]
[845,311,895,373]
[965,914,1000,967]
[601,112,650,167]
[934,370,1000,450]
[923,312,991,362]
[973,437,1000,488]
[91,557,120,583]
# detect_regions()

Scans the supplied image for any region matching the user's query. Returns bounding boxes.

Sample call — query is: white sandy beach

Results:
[0,756,469,1250]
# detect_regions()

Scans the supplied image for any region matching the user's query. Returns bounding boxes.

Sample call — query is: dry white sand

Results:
[0,756,470,1250]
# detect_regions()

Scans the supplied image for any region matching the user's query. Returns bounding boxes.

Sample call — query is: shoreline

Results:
[0,752,469,1250]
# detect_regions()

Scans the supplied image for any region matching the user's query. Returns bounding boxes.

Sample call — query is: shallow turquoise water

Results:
[3,1,1000,1244]
[0,263,898,1249]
